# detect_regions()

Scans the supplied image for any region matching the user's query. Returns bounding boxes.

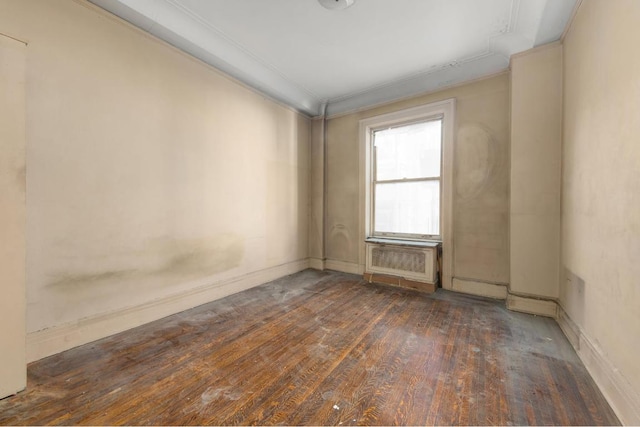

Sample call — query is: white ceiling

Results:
[89,0,577,117]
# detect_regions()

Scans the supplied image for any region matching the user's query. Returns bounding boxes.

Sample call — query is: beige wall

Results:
[0,0,309,347]
[510,43,563,299]
[562,0,640,423]
[309,118,324,264]
[2,0,637,420]
[325,74,510,285]
[0,34,27,398]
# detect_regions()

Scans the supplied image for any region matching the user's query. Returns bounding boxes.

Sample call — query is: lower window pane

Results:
[374,181,440,236]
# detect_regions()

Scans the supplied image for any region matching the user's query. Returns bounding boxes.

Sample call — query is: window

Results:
[359,99,454,286]
[359,99,454,243]
[372,118,442,240]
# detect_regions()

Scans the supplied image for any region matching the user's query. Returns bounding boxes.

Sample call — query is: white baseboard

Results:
[26,258,310,363]
[506,294,558,318]
[450,279,557,318]
[308,257,325,270]
[556,305,580,348]
[324,259,364,275]
[557,305,640,425]
[451,278,508,299]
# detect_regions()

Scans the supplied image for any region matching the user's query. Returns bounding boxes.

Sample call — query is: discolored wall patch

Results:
[157,234,245,277]
[455,124,496,200]
[47,234,245,295]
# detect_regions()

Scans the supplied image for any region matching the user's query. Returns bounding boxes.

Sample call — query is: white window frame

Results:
[358,99,455,288]
[370,116,443,241]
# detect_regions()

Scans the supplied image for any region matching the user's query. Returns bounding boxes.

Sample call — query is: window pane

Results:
[374,119,442,181]
[374,180,440,236]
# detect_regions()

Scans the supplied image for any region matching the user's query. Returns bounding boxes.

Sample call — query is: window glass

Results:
[372,118,442,238]
[374,120,442,181]
[374,180,440,236]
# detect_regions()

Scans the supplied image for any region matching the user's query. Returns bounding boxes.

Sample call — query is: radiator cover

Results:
[365,241,438,283]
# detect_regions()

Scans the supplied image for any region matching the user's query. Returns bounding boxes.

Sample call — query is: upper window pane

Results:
[374,119,442,181]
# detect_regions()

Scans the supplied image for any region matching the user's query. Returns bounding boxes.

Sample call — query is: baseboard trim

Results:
[324,259,364,275]
[506,294,558,318]
[556,305,580,348]
[308,257,325,270]
[451,279,558,318]
[363,272,436,294]
[557,306,640,425]
[451,278,508,299]
[26,259,310,363]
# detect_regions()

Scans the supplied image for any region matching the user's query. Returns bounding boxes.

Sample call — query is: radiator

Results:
[365,241,438,283]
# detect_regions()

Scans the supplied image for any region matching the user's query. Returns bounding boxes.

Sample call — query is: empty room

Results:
[0,0,638,425]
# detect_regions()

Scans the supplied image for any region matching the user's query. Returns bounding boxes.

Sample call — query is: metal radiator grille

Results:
[371,247,426,273]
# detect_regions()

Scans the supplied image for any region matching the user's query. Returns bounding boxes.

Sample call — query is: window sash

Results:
[371,118,443,241]
[372,179,441,240]
[372,117,443,182]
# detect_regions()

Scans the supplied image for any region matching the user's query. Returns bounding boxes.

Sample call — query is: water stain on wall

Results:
[48,269,139,290]
[453,121,509,284]
[328,223,352,262]
[455,124,497,200]
[47,233,245,292]
[15,165,26,194]
[157,234,244,277]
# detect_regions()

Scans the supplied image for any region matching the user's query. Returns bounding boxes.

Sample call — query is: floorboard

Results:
[0,269,619,425]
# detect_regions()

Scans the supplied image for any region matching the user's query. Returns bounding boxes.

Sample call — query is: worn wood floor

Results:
[0,269,619,425]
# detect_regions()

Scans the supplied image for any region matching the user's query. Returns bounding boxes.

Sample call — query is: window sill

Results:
[365,237,441,248]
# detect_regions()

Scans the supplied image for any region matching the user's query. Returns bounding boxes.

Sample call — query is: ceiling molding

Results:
[89,0,577,117]
[326,53,507,117]
[323,70,510,120]
[89,0,323,115]
[326,0,578,116]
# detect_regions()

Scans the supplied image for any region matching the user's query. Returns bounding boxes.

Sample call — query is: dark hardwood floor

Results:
[0,269,619,425]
